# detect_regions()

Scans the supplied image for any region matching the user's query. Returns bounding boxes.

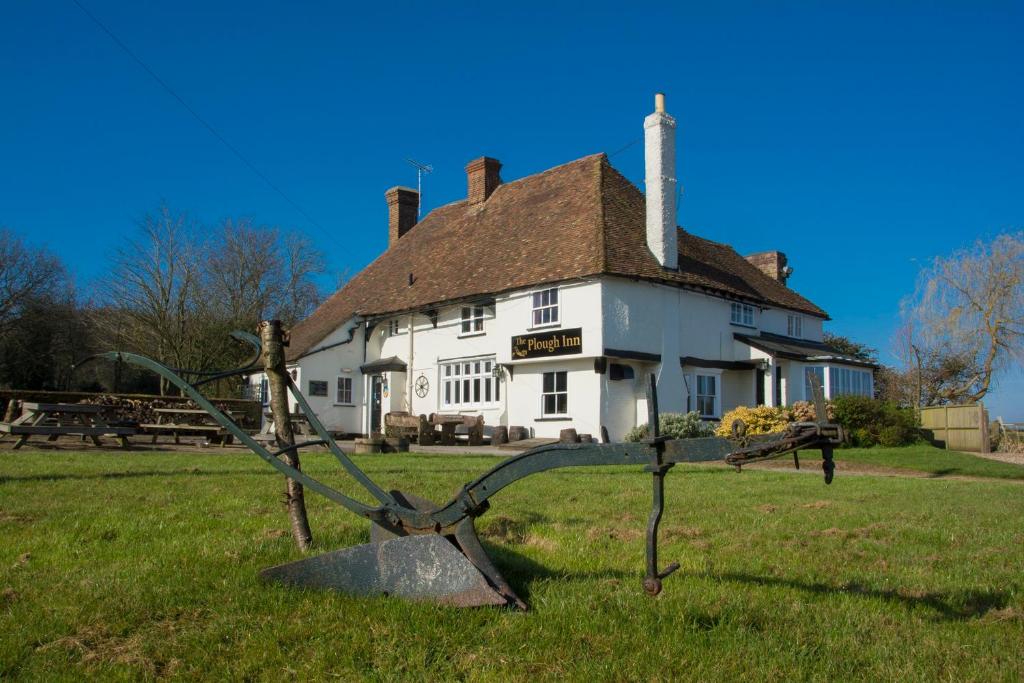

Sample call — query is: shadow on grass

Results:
[0,469,277,484]
[700,570,1011,621]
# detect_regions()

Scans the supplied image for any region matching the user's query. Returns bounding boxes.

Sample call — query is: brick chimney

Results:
[385,186,419,247]
[746,251,792,285]
[644,93,678,270]
[466,157,502,204]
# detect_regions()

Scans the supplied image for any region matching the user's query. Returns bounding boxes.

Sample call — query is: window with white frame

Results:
[336,376,353,404]
[441,357,500,409]
[541,371,568,416]
[461,306,484,334]
[730,302,754,327]
[804,366,825,401]
[828,366,873,398]
[309,380,328,397]
[787,315,803,338]
[387,319,402,336]
[531,288,559,327]
[695,374,717,418]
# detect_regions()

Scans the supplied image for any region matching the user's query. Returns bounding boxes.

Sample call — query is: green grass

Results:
[1,448,1022,681]
[837,443,1024,480]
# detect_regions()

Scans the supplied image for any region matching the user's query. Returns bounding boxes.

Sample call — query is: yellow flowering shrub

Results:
[715,405,792,437]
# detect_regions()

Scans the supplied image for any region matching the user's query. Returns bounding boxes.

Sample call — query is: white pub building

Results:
[252,94,874,440]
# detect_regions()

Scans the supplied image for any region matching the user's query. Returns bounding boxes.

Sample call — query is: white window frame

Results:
[387,319,402,337]
[440,357,500,410]
[541,370,568,417]
[730,302,755,327]
[787,314,803,338]
[460,305,485,336]
[695,373,719,418]
[827,366,873,398]
[335,376,353,405]
[531,287,560,328]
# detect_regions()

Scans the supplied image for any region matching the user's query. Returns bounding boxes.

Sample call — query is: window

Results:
[441,357,500,409]
[804,366,825,401]
[696,374,717,418]
[542,371,568,416]
[336,376,353,404]
[387,319,402,336]
[828,367,873,398]
[787,315,803,338]
[730,302,754,327]
[531,288,559,327]
[308,380,328,397]
[461,306,485,334]
[258,378,269,405]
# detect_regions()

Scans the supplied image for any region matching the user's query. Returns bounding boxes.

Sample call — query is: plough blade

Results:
[259,534,509,607]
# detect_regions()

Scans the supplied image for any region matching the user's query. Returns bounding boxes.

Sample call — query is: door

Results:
[774,366,783,406]
[370,375,384,434]
[755,369,765,406]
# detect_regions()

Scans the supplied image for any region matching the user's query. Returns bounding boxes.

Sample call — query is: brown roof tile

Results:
[287,154,827,360]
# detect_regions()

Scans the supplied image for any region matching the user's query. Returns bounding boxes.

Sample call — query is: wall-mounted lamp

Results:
[758,358,771,371]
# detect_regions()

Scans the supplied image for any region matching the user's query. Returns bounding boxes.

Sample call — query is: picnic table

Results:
[0,402,136,450]
[140,408,238,445]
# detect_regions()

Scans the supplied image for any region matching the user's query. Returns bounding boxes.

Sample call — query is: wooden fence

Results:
[919,404,990,453]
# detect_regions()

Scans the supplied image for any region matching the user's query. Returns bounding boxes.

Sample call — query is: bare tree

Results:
[97,205,204,394]
[98,206,325,395]
[898,232,1023,405]
[0,228,68,339]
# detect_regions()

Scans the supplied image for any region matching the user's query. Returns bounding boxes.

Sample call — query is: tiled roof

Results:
[287,154,828,360]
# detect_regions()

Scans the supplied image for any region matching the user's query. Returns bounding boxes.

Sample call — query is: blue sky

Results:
[2,1,1021,418]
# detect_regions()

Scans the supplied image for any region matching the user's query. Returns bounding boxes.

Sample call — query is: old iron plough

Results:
[88,331,842,610]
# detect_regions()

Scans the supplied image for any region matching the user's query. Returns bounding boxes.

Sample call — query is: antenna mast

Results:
[406,158,433,219]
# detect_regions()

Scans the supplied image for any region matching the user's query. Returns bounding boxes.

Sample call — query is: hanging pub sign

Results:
[511,327,583,360]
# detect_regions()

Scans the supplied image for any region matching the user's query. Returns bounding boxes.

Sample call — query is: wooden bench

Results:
[384,412,434,445]
[142,408,234,445]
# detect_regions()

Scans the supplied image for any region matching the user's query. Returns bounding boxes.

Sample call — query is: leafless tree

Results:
[897,232,1023,405]
[0,228,68,339]
[98,206,325,395]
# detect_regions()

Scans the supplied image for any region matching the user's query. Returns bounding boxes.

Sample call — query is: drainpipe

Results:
[407,313,414,413]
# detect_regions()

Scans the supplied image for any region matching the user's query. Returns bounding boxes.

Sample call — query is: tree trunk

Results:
[259,319,312,551]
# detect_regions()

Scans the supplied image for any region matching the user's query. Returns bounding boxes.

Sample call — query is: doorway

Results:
[370,375,384,435]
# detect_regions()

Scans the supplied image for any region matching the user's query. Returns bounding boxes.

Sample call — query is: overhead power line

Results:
[70,0,329,235]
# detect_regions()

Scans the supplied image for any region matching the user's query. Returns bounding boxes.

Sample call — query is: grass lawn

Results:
[1,447,1022,681]
[836,443,1024,480]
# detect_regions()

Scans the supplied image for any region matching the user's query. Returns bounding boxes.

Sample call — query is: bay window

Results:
[695,374,718,418]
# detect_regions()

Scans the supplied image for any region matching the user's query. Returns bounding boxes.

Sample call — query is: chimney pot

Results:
[385,186,419,247]
[465,157,502,205]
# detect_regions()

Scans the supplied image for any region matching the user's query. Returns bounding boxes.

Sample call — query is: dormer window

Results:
[461,306,485,335]
[531,288,559,327]
[730,302,754,327]
[787,314,803,338]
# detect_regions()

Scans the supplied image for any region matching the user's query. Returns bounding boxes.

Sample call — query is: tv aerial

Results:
[406,158,433,219]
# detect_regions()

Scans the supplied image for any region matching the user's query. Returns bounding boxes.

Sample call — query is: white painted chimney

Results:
[644,92,678,270]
